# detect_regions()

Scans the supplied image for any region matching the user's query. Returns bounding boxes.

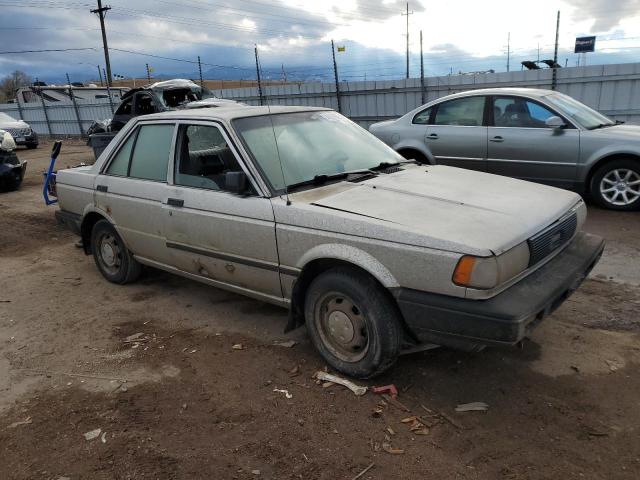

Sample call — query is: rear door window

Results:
[434,97,485,126]
[129,124,175,182]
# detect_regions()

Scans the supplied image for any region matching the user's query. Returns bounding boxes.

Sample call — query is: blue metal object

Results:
[43,140,62,205]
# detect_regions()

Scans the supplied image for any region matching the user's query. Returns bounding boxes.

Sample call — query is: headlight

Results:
[453,242,530,289]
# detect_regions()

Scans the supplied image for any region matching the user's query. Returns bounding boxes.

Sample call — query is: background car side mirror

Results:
[545,116,566,129]
[225,171,248,195]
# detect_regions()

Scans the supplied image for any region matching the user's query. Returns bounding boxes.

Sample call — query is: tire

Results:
[90,219,141,284]
[590,159,640,211]
[304,267,402,379]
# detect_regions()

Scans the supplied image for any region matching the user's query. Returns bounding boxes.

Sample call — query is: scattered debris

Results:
[123,332,145,343]
[274,340,297,348]
[400,416,429,435]
[7,417,32,429]
[386,426,395,435]
[382,393,410,412]
[273,388,293,399]
[371,406,384,418]
[351,462,375,480]
[251,469,261,475]
[315,371,367,396]
[189,349,197,354]
[83,428,102,441]
[288,366,300,377]
[570,365,580,373]
[421,404,464,429]
[455,402,489,412]
[382,442,404,455]
[232,344,244,350]
[372,384,398,398]
[101,432,107,443]
[588,430,609,437]
[605,359,622,372]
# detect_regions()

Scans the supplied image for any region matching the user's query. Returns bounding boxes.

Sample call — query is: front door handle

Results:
[426,134,439,140]
[490,136,504,143]
[167,198,184,207]
[96,185,108,192]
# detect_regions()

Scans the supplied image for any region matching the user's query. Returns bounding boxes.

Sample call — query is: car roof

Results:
[138,105,330,122]
[439,87,555,100]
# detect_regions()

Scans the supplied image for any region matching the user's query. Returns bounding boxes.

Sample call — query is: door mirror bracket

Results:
[225,171,249,195]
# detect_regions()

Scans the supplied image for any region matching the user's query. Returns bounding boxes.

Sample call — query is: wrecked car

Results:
[0,129,26,191]
[110,79,239,131]
[53,106,604,378]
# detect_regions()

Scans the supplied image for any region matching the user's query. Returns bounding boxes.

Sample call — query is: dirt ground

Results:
[1,140,639,480]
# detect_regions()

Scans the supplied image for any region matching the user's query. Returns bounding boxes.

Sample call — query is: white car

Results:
[53,106,604,378]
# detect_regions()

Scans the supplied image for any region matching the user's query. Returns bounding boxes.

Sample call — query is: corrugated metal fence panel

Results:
[214,63,640,125]
[2,62,640,135]
[0,99,115,136]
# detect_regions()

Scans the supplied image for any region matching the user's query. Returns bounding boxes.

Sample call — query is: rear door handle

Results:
[426,134,439,140]
[96,185,108,192]
[167,198,184,207]
[490,136,504,143]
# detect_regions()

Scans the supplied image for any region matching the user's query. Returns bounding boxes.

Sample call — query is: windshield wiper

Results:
[589,123,615,130]
[287,169,381,192]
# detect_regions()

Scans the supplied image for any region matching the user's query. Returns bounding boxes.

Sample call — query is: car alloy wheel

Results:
[314,291,369,363]
[599,168,640,206]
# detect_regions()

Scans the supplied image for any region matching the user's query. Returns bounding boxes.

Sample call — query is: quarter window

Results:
[494,97,557,128]
[434,97,485,126]
[106,131,135,176]
[174,124,245,192]
[413,107,432,125]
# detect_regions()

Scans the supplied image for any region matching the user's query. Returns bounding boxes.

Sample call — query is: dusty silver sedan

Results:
[370,88,640,211]
[54,106,603,378]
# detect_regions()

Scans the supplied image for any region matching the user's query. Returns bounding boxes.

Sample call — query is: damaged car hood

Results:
[292,164,582,256]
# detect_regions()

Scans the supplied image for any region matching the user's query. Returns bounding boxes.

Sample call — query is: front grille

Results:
[5,127,30,138]
[527,212,577,267]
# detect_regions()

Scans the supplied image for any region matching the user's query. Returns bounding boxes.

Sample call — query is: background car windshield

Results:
[546,93,614,129]
[234,111,402,191]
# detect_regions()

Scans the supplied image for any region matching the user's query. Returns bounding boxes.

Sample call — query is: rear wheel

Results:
[590,159,640,211]
[304,267,402,379]
[91,219,141,284]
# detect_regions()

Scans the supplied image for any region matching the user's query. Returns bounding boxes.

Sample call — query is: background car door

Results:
[163,122,282,302]
[94,122,176,264]
[425,95,488,171]
[487,96,579,188]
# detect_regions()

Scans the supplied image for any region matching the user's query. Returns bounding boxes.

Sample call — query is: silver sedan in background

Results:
[369,88,640,211]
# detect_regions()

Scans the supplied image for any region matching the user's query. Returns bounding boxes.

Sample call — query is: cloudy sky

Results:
[1,0,640,83]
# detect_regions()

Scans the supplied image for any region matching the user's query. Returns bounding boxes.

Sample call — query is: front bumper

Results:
[0,155,27,185]
[394,232,605,348]
[13,131,38,147]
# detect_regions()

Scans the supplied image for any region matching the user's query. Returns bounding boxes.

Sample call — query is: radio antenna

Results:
[256,44,291,206]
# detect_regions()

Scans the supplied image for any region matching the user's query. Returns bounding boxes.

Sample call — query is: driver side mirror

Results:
[545,116,566,129]
[225,171,249,195]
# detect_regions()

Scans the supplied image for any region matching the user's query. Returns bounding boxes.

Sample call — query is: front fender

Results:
[582,145,640,180]
[296,243,400,288]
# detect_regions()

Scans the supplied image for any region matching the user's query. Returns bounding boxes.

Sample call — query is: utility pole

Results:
[197,56,204,88]
[146,63,151,83]
[552,10,560,90]
[281,64,287,83]
[506,32,511,72]
[91,0,113,87]
[331,39,342,113]
[254,45,264,106]
[402,2,413,79]
[420,30,425,104]
[97,65,104,86]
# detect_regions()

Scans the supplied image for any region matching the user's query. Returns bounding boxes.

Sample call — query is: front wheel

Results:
[304,267,402,379]
[91,219,141,284]
[590,159,640,211]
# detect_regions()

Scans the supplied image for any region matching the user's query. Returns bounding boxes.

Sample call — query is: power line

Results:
[0,47,96,54]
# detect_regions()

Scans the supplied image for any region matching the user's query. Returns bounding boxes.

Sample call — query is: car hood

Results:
[290,165,582,256]
[583,123,640,140]
[0,120,29,130]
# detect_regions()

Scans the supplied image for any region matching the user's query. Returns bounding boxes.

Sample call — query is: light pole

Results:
[77,62,103,86]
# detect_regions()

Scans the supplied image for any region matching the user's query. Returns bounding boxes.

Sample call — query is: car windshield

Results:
[233,111,403,191]
[545,93,615,129]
